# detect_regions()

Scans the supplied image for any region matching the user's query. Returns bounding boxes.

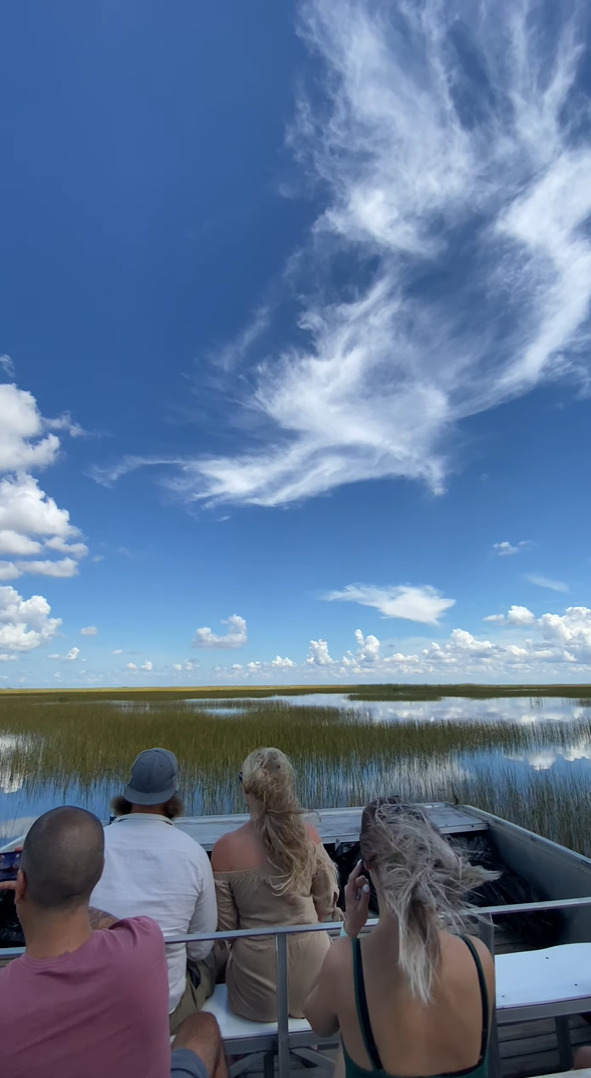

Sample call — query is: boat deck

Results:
[176,805,588,1078]
[176,802,487,851]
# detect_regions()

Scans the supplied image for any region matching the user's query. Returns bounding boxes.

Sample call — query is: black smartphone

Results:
[0,851,21,883]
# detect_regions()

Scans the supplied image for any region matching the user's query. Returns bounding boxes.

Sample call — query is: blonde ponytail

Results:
[241,747,316,894]
[360,800,497,1003]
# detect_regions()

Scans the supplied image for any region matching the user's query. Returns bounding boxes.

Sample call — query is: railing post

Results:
[276,932,290,1078]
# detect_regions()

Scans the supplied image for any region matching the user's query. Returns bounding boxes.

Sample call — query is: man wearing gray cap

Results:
[91,748,217,1032]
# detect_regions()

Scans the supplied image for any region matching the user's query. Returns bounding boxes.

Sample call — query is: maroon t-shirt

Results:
[0,916,171,1078]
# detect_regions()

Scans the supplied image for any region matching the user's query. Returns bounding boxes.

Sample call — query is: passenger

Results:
[91,747,217,1033]
[0,806,228,1078]
[304,799,496,1078]
[211,746,343,1021]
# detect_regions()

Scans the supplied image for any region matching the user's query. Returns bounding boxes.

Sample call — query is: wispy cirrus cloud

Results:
[323,584,455,625]
[95,0,591,510]
[526,573,569,593]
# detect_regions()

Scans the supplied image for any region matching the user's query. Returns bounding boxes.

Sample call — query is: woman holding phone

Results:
[305,800,496,1078]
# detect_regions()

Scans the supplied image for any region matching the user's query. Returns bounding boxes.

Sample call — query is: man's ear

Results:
[14,867,27,905]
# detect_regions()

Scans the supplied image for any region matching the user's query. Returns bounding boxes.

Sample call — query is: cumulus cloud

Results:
[324,584,455,625]
[0,585,61,652]
[80,626,98,636]
[0,388,87,583]
[126,662,137,671]
[526,574,569,593]
[98,2,591,511]
[64,647,79,662]
[506,605,536,625]
[271,654,296,668]
[306,639,334,665]
[192,614,248,649]
[493,541,529,557]
[140,661,153,672]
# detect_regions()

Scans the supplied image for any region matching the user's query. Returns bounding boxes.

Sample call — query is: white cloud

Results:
[526,574,569,593]
[80,626,98,636]
[324,584,455,625]
[0,387,87,584]
[192,614,248,650]
[140,661,153,671]
[126,662,137,671]
[15,557,79,578]
[0,530,42,557]
[483,613,505,623]
[0,562,21,582]
[493,541,529,557]
[0,385,60,472]
[0,355,15,378]
[112,648,123,655]
[306,638,334,665]
[351,629,380,663]
[0,585,61,652]
[506,605,536,625]
[64,647,79,662]
[99,2,591,511]
[172,663,182,671]
[271,654,296,668]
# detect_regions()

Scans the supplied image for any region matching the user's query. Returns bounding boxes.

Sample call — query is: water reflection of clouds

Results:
[505,738,591,772]
[269,693,578,726]
[0,735,25,794]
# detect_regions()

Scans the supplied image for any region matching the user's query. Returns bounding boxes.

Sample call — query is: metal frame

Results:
[3,898,591,1078]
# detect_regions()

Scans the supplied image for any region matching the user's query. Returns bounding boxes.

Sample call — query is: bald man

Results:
[0,806,227,1078]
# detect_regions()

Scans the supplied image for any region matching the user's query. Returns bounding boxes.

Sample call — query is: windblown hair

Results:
[111,794,183,819]
[360,799,498,1004]
[241,747,316,894]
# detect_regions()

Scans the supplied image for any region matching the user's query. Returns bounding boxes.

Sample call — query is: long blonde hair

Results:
[241,747,316,894]
[360,800,498,1004]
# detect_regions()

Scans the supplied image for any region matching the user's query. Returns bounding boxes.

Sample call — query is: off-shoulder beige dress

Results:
[214,843,343,1021]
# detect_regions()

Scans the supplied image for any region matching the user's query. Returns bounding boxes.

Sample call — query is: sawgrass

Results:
[1,690,591,854]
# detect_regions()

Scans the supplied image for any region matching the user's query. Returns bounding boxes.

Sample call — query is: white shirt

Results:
[91,814,217,1012]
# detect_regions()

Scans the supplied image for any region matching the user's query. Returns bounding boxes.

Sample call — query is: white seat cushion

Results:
[496,943,591,1011]
[202,984,311,1041]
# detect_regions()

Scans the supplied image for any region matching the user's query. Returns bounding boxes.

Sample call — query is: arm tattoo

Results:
[88,906,119,930]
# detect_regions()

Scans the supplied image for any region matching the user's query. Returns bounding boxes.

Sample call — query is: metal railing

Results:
[3,897,591,1078]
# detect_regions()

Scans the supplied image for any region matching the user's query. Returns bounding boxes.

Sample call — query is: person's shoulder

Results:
[96,916,165,968]
[211,824,249,871]
[306,822,322,845]
[464,933,494,973]
[104,915,164,947]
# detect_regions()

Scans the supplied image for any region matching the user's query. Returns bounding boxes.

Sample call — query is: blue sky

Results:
[1,0,591,688]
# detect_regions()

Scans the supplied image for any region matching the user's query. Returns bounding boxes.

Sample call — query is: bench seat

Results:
[495,943,591,1023]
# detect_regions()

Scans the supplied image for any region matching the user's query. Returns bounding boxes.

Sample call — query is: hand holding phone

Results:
[343,859,371,938]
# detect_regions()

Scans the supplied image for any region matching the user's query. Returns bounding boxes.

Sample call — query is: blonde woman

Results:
[305,800,496,1078]
[211,747,343,1021]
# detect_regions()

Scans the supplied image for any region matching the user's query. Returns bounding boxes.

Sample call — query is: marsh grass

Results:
[1,690,591,854]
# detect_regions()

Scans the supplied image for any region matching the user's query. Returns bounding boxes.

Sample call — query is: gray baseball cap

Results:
[124,747,179,806]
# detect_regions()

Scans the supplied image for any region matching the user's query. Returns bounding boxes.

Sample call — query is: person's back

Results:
[305,800,496,1078]
[1,915,170,1078]
[0,806,171,1078]
[91,748,217,1026]
[331,927,490,1078]
[212,747,342,1021]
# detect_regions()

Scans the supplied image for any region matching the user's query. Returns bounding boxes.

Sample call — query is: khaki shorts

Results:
[169,955,215,1035]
